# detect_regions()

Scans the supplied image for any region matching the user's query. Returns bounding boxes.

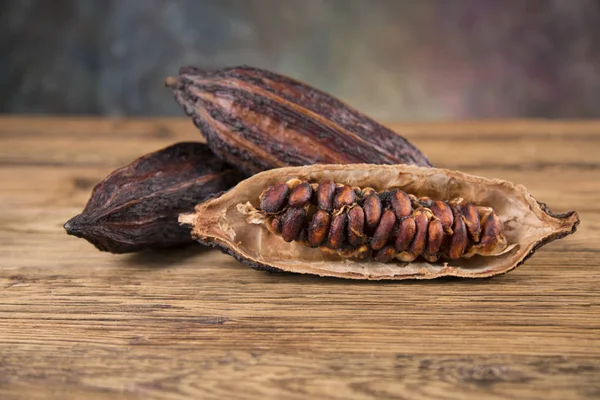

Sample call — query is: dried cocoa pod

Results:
[165,65,431,176]
[64,142,243,253]
[180,164,579,280]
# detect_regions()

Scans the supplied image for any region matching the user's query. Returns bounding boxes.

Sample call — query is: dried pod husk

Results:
[64,142,244,253]
[180,164,579,280]
[165,65,431,176]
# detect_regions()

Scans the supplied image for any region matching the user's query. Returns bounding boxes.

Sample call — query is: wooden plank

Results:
[0,117,598,400]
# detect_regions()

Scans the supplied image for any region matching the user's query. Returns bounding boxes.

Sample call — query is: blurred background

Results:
[2,0,599,121]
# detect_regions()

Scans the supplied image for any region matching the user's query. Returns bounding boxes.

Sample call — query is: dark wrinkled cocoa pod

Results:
[64,142,244,253]
[186,164,579,280]
[165,65,431,175]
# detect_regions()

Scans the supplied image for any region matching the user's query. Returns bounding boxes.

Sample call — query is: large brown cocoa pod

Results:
[179,164,579,280]
[64,142,244,253]
[165,65,432,175]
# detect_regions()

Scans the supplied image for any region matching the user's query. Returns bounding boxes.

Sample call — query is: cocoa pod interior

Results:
[254,179,507,262]
[180,164,579,280]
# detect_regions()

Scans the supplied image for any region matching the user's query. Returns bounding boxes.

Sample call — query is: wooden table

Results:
[1,117,598,400]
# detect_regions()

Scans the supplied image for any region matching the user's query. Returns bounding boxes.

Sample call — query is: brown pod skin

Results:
[288,182,313,208]
[430,200,454,234]
[307,210,332,247]
[374,245,398,263]
[408,209,430,259]
[334,185,356,209]
[327,213,348,249]
[395,216,417,252]
[363,194,383,234]
[64,142,244,254]
[259,183,290,213]
[317,180,336,211]
[347,206,366,246]
[390,189,412,219]
[370,210,396,250]
[166,65,432,176]
[423,219,444,262]
[281,207,306,242]
[462,203,481,243]
[478,212,503,253]
[447,207,469,260]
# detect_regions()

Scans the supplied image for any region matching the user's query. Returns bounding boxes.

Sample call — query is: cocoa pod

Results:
[165,65,431,176]
[64,142,243,253]
[181,164,579,280]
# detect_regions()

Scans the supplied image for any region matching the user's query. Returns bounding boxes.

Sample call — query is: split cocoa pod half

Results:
[165,65,432,176]
[179,164,579,280]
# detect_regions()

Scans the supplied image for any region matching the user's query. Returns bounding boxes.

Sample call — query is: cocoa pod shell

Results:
[166,65,431,176]
[64,142,244,253]
[180,164,579,280]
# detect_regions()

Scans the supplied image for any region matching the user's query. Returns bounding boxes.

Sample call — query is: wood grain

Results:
[0,117,598,400]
